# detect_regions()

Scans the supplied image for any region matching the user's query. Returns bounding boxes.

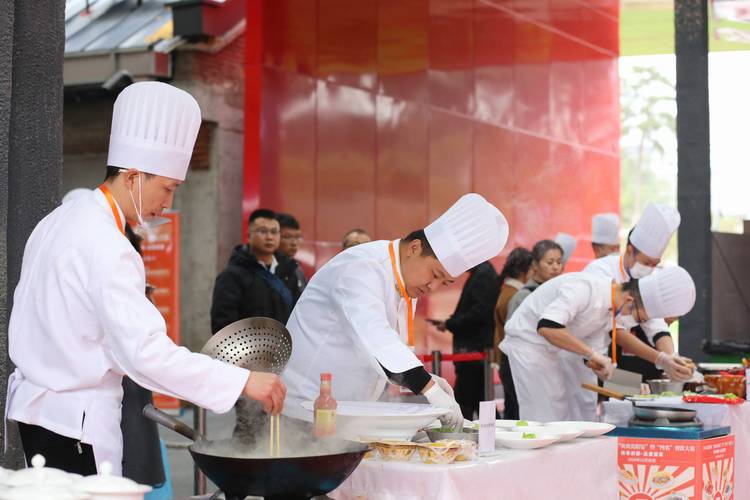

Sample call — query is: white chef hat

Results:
[107,82,202,181]
[639,266,696,319]
[630,203,680,259]
[592,213,620,245]
[62,188,92,204]
[554,232,577,264]
[424,193,509,278]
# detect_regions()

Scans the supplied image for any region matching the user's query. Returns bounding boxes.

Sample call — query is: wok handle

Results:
[143,403,202,441]
[581,383,626,400]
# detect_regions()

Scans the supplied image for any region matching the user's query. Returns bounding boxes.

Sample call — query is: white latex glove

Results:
[424,382,463,430]
[589,352,615,381]
[656,352,693,381]
[431,374,455,397]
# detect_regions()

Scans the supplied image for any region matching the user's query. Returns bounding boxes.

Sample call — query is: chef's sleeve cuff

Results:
[537,318,566,330]
[380,363,432,395]
[652,331,672,344]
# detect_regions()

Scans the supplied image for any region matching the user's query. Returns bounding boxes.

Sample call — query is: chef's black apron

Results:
[608,325,664,382]
[120,377,166,486]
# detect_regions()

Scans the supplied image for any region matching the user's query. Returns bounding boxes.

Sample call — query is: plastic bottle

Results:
[314,372,337,437]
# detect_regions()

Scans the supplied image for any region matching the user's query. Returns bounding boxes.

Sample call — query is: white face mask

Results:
[628,261,654,279]
[127,172,171,241]
[616,314,639,331]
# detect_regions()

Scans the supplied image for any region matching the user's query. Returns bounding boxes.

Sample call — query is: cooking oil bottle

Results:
[314,372,337,437]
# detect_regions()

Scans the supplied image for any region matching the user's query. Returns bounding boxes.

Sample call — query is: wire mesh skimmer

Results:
[200,317,293,373]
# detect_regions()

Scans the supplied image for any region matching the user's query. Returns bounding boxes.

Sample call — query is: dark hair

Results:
[621,278,643,305]
[626,227,636,250]
[498,247,533,284]
[531,239,563,263]
[104,166,155,181]
[402,229,435,257]
[276,213,300,230]
[249,208,277,224]
[124,224,143,255]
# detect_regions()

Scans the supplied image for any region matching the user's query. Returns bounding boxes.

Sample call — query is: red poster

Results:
[618,435,735,500]
[140,211,181,410]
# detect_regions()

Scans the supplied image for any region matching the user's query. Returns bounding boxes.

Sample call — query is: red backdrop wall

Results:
[244,0,620,363]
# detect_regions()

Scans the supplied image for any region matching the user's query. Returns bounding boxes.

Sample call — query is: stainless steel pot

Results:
[646,379,685,395]
[632,405,697,422]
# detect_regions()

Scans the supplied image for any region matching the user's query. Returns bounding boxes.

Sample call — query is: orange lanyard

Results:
[99,184,125,235]
[618,255,628,282]
[611,282,617,365]
[388,241,414,347]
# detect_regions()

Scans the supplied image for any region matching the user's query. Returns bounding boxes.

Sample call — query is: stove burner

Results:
[629,416,704,429]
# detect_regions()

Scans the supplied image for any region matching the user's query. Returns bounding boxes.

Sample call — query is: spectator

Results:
[276,212,307,292]
[493,247,533,419]
[506,240,564,320]
[210,208,302,333]
[342,228,372,250]
[433,261,500,420]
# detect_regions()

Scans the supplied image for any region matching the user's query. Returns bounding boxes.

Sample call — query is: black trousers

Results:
[499,354,519,420]
[18,422,97,475]
[454,361,485,420]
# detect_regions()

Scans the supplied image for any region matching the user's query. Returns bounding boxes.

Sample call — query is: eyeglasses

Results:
[252,228,280,237]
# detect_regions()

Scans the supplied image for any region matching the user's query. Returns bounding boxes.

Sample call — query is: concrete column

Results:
[675,0,711,362]
[0,0,65,467]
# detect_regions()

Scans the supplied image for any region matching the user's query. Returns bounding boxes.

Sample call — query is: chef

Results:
[591,212,620,259]
[282,194,509,429]
[500,266,696,421]
[5,82,285,475]
[583,203,691,381]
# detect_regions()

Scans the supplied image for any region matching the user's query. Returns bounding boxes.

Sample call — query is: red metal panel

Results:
[315,80,377,244]
[375,95,429,238]
[317,0,378,90]
[262,0,317,76]
[474,3,515,127]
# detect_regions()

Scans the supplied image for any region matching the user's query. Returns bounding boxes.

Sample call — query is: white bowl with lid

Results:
[4,455,79,489]
[0,484,89,500]
[75,462,151,500]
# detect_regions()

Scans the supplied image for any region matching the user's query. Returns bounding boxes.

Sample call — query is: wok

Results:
[143,404,367,500]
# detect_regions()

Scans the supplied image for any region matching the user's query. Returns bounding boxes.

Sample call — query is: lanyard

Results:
[611,282,617,365]
[618,254,629,282]
[388,241,414,347]
[99,184,125,235]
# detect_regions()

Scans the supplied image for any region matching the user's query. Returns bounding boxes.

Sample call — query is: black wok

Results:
[143,404,368,500]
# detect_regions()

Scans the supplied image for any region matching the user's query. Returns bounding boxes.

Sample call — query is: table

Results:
[603,399,750,495]
[330,437,617,500]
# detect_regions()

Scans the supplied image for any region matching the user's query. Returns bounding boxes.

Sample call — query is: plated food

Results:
[474,419,542,430]
[370,440,418,462]
[619,468,637,484]
[650,470,674,489]
[416,441,462,464]
[494,431,560,450]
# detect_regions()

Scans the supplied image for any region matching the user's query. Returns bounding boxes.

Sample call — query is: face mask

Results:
[128,173,171,241]
[628,261,654,279]
[616,314,638,331]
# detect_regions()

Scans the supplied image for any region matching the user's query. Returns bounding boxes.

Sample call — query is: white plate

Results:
[494,431,561,450]
[698,362,744,372]
[474,419,542,429]
[545,421,615,437]
[300,401,448,441]
[514,425,583,441]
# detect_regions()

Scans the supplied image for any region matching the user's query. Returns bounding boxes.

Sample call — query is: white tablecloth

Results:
[330,437,617,500]
[602,399,750,495]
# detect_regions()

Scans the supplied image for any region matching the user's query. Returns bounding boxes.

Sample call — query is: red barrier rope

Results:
[417,352,486,363]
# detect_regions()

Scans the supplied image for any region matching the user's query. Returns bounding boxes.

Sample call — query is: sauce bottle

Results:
[314,372,337,437]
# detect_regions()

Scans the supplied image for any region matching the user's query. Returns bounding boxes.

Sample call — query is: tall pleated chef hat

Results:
[592,213,620,245]
[424,193,509,278]
[639,266,696,319]
[554,232,577,264]
[107,82,202,181]
[630,203,680,259]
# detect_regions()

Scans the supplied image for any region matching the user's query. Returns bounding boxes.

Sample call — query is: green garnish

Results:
[522,432,537,439]
[516,420,529,427]
[725,393,738,399]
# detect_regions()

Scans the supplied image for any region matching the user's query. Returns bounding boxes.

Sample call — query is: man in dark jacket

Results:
[433,261,500,419]
[276,212,307,293]
[211,208,303,334]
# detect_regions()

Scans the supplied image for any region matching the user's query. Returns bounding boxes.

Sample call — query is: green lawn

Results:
[621,6,750,56]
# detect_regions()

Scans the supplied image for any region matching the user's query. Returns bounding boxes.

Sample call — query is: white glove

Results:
[589,352,615,381]
[424,382,463,430]
[430,374,455,397]
[656,352,693,381]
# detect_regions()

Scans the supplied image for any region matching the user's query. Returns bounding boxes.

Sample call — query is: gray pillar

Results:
[0,0,65,467]
[675,0,711,362]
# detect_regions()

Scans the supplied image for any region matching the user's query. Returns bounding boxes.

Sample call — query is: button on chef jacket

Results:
[6,190,249,474]
[282,240,422,421]
[499,273,613,421]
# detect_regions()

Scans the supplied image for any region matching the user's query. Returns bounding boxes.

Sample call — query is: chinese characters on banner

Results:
[141,211,181,410]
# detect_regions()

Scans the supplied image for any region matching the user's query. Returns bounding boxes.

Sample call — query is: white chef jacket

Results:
[583,254,671,346]
[6,189,248,473]
[282,240,422,421]
[500,273,613,421]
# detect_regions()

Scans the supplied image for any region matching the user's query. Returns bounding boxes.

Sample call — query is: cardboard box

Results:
[617,435,735,500]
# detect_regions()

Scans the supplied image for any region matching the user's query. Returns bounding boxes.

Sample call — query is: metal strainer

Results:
[200,317,293,374]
